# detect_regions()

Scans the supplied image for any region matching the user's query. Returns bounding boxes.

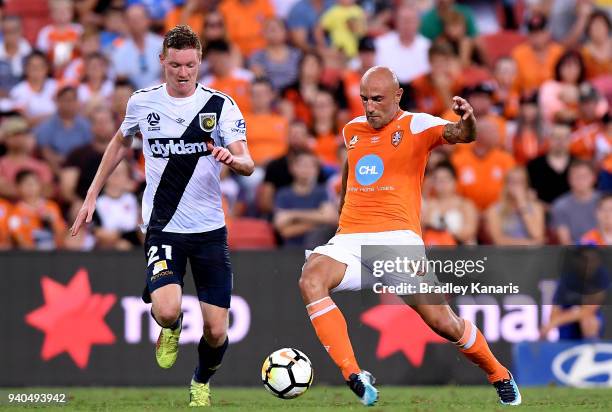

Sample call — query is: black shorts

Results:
[144,226,233,308]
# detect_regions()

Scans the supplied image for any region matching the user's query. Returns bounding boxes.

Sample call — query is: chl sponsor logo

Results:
[355,154,384,186]
[149,139,209,158]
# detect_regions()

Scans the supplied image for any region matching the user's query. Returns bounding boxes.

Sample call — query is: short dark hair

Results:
[432,160,457,179]
[252,77,273,89]
[205,39,230,54]
[569,158,595,174]
[56,85,77,99]
[15,169,37,185]
[163,25,202,57]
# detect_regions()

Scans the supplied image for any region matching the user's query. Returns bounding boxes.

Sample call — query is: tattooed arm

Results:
[443,96,477,144]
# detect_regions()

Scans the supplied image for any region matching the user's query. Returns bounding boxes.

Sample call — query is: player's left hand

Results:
[451,96,474,121]
[206,142,234,165]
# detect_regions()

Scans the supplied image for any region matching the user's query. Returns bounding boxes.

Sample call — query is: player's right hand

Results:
[70,197,96,236]
[206,141,234,165]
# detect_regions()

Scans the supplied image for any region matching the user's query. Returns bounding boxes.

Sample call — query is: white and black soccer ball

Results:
[261,348,314,399]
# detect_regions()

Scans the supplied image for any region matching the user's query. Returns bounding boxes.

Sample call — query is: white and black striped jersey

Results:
[120,83,246,233]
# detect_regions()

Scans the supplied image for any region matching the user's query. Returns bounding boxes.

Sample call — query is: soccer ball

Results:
[261,348,314,399]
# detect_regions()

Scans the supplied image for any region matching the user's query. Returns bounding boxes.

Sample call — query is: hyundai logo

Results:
[552,343,612,387]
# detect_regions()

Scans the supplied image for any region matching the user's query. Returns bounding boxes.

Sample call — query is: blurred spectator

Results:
[574,81,609,128]
[0,117,53,199]
[513,92,545,165]
[164,0,208,37]
[411,42,461,117]
[60,108,115,209]
[511,13,564,96]
[258,120,324,215]
[540,247,609,340]
[310,88,341,168]
[446,82,507,148]
[527,122,574,205]
[581,9,612,80]
[451,118,516,211]
[286,0,334,52]
[62,28,104,84]
[202,39,254,112]
[539,50,586,125]
[249,17,302,92]
[110,4,163,89]
[92,160,141,250]
[36,0,82,76]
[492,57,520,120]
[315,0,366,58]
[0,197,11,249]
[0,15,32,95]
[486,166,545,245]
[342,35,376,119]
[375,5,430,85]
[35,85,92,174]
[581,193,612,245]
[547,0,596,48]
[273,150,337,247]
[8,170,66,250]
[280,52,323,125]
[219,0,275,58]
[125,0,177,24]
[77,52,114,114]
[597,114,612,191]
[200,10,244,75]
[551,159,601,244]
[243,77,288,166]
[422,161,478,244]
[99,7,128,51]
[111,79,136,127]
[435,8,486,68]
[9,51,57,125]
[419,0,478,41]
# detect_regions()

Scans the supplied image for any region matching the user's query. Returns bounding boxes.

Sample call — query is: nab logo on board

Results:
[355,154,384,186]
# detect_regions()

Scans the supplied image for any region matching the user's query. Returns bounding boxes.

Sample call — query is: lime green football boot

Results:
[189,378,211,407]
[155,314,182,369]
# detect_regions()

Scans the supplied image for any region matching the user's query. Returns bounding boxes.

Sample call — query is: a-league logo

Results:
[199,113,217,132]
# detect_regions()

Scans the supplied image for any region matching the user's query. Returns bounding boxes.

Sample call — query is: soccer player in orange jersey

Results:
[299,66,521,406]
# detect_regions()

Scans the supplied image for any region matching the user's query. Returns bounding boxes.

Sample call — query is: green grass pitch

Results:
[1,386,611,411]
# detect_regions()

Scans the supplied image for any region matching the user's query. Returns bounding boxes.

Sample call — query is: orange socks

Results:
[455,319,510,383]
[306,296,360,380]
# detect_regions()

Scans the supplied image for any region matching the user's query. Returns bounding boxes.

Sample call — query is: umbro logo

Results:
[176,118,185,124]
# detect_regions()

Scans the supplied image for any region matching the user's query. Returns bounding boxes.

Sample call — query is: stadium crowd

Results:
[0,0,610,251]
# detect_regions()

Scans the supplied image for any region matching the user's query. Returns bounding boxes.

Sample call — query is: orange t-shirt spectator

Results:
[451,119,516,210]
[243,78,289,165]
[511,13,564,96]
[8,170,66,250]
[202,39,254,112]
[219,0,275,57]
[0,199,11,249]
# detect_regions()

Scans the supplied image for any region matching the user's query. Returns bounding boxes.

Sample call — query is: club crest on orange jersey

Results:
[391,130,403,147]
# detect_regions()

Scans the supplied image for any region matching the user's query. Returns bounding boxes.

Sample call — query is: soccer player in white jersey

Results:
[71,25,254,406]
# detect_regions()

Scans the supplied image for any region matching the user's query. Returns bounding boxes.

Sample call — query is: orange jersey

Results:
[511,42,564,95]
[0,199,11,249]
[338,111,450,235]
[451,148,516,210]
[208,75,252,112]
[8,200,66,249]
[580,229,607,246]
[219,0,275,57]
[243,112,288,165]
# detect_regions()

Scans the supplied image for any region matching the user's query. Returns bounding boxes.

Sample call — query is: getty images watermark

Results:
[361,246,521,296]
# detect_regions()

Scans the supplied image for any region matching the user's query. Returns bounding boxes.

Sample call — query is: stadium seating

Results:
[227,218,277,250]
[479,30,527,68]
